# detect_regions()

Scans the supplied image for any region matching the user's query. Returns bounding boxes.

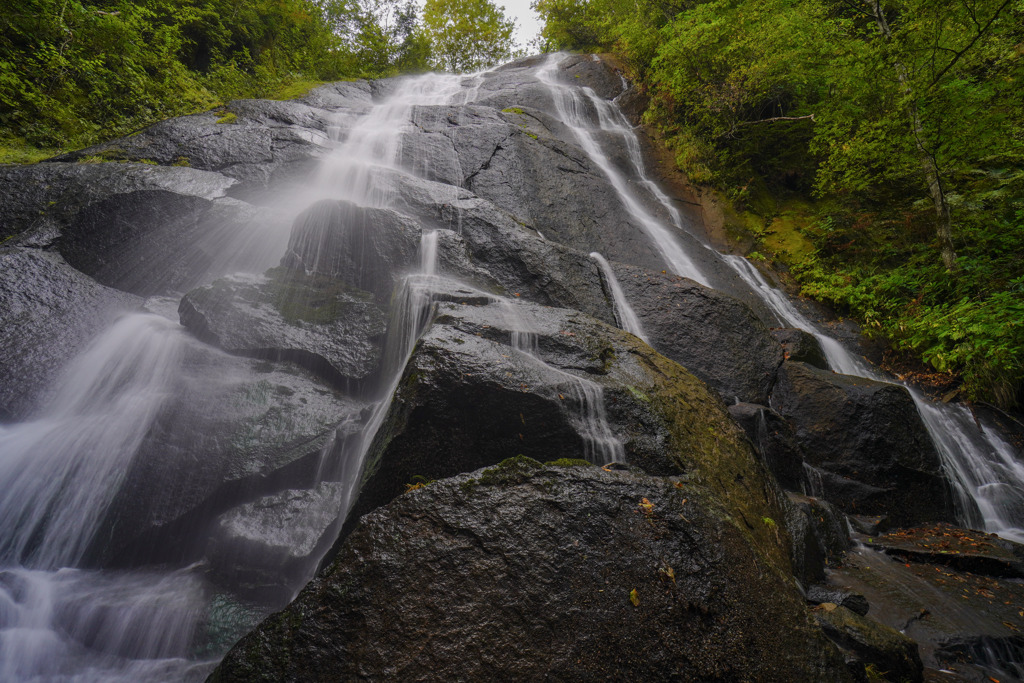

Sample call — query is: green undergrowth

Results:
[791,210,1024,408]
[0,140,60,165]
[734,191,1024,408]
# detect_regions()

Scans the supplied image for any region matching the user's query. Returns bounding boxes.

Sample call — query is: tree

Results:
[422,0,518,73]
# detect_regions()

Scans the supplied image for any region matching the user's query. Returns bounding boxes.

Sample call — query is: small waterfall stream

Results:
[590,251,648,343]
[535,57,710,287]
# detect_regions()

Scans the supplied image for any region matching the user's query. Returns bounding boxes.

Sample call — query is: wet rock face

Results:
[58,189,259,296]
[558,53,626,99]
[91,342,363,568]
[341,295,791,549]
[813,603,924,683]
[0,248,141,419]
[831,526,1024,681]
[280,200,420,296]
[206,482,346,599]
[213,461,851,683]
[179,270,388,387]
[612,263,784,404]
[772,327,828,369]
[772,361,954,526]
[729,402,806,491]
[784,492,851,586]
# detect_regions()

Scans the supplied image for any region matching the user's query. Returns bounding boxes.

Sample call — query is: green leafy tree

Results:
[422,0,518,73]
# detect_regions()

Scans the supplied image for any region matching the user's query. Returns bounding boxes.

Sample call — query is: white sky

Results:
[500,0,543,51]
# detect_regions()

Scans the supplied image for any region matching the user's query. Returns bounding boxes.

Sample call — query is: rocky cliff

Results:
[1,53,1018,682]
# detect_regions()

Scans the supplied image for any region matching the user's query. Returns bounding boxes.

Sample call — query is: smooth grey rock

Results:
[207,482,346,597]
[612,263,784,404]
[281,199,421,297]
[0,248,141,419]
[0,162,235,242]
[93,340,362,567]
[178,271,388,387]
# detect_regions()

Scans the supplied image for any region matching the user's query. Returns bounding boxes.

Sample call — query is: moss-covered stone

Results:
[265,267,374,325]
[544,458,594,467]
[477,455,543,487]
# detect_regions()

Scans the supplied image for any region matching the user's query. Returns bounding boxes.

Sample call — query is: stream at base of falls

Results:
[1,52,1021,681]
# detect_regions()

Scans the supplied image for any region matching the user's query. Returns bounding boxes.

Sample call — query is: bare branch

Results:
[735,114,816,127]
[927,0,1013,90]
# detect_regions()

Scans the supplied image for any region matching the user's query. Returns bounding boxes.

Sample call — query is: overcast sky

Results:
[501,0,543,51]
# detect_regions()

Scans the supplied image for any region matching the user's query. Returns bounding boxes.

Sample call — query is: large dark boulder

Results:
[212,461,851,682]
[612,263,784,404]
[343,296,787,540]
[771,361,955,526]
[785,493,852,586]
[813,603,924,683]
[0,162,235,243]
[729,402,806,490]
[57,190,268,296]
[0,248,141,419]
[773,327,828,369]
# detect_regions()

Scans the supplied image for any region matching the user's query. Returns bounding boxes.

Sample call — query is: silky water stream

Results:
[536,53,1024,543]
[0,71,497,682]
[0,61,633,681]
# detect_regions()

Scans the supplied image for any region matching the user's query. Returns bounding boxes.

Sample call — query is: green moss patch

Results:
[543,458,594,467]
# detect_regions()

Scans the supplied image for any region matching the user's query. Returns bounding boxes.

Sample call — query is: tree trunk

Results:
[868,0,959,272]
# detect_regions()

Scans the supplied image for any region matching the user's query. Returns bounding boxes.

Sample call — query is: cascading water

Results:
[535,56,710,287]
[497,297,624,465]
[0,68,491,682]
[538,52,1023,543]
[590,251,648,343]
[724,252,1024,541]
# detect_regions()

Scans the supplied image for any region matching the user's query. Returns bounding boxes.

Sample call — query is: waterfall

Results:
[725,252,1023,541]
[3,53,1021,682]
[590,251,648,343]
[0,69,491,683]
[499,298,625,465]
[0,314,185,569]
[535,56,710,287]
[537,52,1022,541]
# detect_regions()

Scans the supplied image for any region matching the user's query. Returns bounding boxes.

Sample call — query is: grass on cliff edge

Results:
[0,78,328,166]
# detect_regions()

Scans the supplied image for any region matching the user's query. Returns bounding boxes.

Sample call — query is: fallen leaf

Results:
[629,588,640,606]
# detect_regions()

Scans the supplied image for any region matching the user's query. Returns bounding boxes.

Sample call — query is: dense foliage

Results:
[0,0,517,155]
[423,0,519,73]
[536,0,1024,407]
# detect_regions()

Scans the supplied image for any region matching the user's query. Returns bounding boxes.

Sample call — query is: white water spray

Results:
[590,252,648,342]
[536,56,709,286]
